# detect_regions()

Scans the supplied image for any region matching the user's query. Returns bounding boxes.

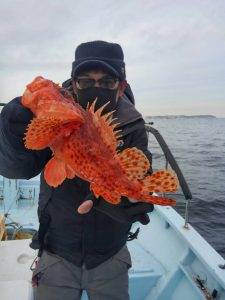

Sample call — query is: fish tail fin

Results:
[139,194,176,206]
[141,169,179,193]
[138,169,179,206]
[44,157,75,187]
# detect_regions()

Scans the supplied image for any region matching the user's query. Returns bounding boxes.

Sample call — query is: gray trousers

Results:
[33,246,131,300]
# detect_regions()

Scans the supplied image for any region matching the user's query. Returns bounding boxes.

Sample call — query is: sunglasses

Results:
[76,77,119,90]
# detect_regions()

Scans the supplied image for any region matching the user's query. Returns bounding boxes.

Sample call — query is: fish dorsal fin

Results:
[87,99,121,154]
[115,147,150,180]
[24,117,80,150]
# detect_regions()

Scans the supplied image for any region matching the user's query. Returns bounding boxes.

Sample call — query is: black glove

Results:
[1,97,33,148]
[86,193,154,225]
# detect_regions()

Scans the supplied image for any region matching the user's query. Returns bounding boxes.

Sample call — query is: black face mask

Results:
[76,87,119,114]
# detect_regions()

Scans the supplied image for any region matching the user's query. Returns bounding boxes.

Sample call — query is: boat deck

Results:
[1,177,225,299]
[1,204,225,300]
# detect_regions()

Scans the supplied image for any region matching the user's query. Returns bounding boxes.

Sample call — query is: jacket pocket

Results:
[112,245,132,269]
[32,250,62,286]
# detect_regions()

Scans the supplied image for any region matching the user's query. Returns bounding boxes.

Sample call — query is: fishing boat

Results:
[0,121,225,300]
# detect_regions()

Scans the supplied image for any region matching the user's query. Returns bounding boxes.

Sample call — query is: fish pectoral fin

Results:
[44,156,75,187]
[115,147,150,180]
[24,118,80,150]
[141,169,179,193]
[90,183,121,204]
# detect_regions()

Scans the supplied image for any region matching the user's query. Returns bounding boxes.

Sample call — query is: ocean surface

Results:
[145,116,225,258]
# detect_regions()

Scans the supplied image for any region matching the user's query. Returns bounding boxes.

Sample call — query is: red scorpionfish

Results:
[22,76,179,206]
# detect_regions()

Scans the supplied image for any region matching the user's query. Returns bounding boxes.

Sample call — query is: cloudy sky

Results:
[1,0,225,117]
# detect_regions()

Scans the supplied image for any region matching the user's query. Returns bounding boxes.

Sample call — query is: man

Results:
[0,41,153,300]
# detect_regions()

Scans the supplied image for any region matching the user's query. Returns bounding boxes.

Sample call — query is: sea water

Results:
[145,116,225,258]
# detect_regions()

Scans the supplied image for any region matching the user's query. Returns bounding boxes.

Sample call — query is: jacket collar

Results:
[114,93,143,128]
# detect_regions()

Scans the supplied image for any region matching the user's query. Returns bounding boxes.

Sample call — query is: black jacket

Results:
[0,89,152,269]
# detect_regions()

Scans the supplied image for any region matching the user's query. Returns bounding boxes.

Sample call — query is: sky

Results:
[0,0,225,117]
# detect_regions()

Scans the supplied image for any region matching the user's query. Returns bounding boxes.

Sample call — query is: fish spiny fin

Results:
[90,183,121,204]
[44,157,68,187]
[115,147,150,180]
[141,169,179,193]
[24,118,64,149]
[24,117,80,150]
[87,99,120,154]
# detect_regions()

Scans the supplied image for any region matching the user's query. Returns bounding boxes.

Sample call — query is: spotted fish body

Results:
[22,76,179,206]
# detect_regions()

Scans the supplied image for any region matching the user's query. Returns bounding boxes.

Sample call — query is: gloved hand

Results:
[79,193,154,225]
[1,97,33,148]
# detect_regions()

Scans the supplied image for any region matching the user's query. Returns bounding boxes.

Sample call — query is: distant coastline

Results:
[145,115,216,119]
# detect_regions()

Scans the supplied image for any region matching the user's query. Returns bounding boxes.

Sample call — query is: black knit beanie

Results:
[71,41,126,81]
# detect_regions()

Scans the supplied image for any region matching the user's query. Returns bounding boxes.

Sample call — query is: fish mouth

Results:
[22,76,84,125]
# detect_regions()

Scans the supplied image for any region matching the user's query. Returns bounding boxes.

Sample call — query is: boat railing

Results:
[145,123,193,229]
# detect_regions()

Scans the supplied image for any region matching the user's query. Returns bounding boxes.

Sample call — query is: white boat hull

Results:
[1,206,225,300]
